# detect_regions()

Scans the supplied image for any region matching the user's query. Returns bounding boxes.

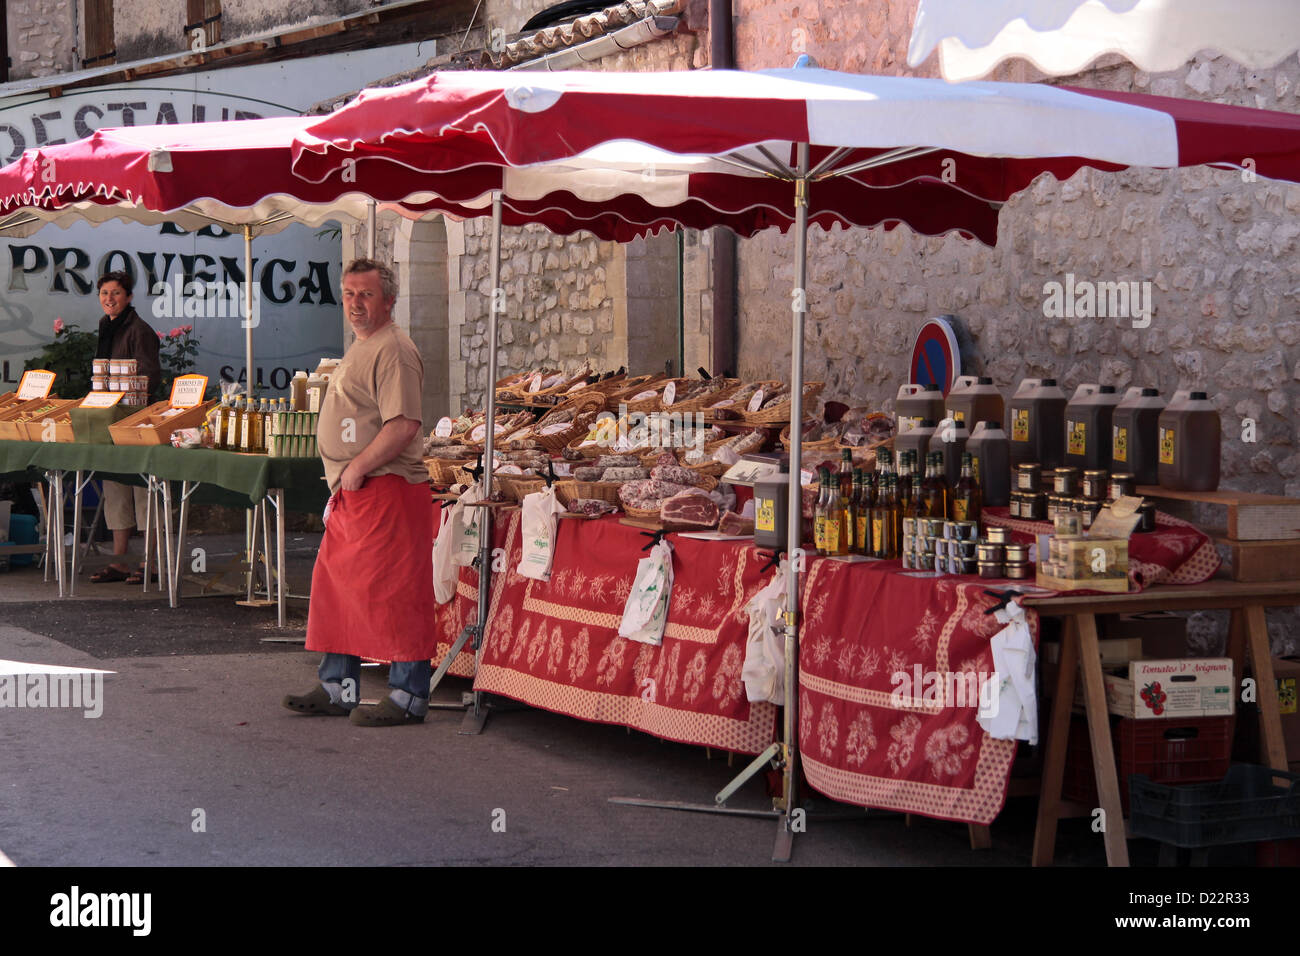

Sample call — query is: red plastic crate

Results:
[1061,714,1235,813]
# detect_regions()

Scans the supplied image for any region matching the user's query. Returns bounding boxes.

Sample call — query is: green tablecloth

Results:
[0,441,327,513]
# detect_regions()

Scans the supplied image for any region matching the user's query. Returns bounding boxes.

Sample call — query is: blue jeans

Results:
[318,653,432,717]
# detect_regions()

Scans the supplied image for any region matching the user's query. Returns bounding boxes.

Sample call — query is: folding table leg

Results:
[1077,612,1129,867]
[160,479,176,608]
[1033,616,1079,867]
[141,476,154,594]
[274,489,286,628]
[70,470,84,597]
[1245,605,1288,771]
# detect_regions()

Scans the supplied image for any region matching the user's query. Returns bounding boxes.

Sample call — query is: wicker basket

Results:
[554,479,623,509]
[621,377,684,413]
[741,382,825,424]
[604,373,668,408]
[523,368,597,404]
[497,474,546,502]
[622,503,662,521]
[425,457,475,485]
[779,421,842,455]
[662,377,743,414]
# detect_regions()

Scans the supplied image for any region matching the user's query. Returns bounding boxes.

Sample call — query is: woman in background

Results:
[89,271,161,585]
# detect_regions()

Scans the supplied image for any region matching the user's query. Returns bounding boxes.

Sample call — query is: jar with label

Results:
[1015,463,1042,493]
[1053,467,1079,496]
[1081,469,1108,501]
[1008,494,1022,518]
[1138,500,1157,533]
[91,375,108,391]
[1109,473,1136,501]
[986,526,1010,545]
[92,358,110,376]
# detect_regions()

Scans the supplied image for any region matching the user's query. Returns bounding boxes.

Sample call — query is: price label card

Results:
[17,370,55,400]
[80,391,124,408]
[434,416,454,438]
[168,374,208,409]
[748,389,765,413]
[662,381,677,406]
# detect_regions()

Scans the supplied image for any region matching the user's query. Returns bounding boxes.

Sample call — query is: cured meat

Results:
[651,462,705,487]
[600,466,651,482]
[574,467,606,483]
[424,445,478,459]
[595,455,642,469]
[617,478,695,510]
[718,510,754,536]
[661,490,720,528]
[567,498,617,516]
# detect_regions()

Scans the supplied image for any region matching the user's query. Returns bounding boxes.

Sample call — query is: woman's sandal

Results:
[90,566,130,583]
[124,570,159,585]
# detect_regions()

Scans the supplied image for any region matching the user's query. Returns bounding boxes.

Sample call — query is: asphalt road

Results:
[0,539,1182,868]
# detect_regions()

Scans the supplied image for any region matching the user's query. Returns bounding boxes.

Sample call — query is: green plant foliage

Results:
[23,319,95,398]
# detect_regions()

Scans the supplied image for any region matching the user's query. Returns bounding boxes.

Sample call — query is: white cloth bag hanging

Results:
[516,486,565,582]
[977,598,1039,745]
[432,480,485,604]
[742,564,788,705]
[452,479,487,568]
[618,539,674,646]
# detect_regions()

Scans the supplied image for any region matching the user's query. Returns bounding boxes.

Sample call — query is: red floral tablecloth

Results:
[797,557,1039,825]
[982,507,1220,588]
[470,513,779,754]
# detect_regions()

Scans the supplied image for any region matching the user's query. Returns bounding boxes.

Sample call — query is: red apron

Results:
[306,474,437,662]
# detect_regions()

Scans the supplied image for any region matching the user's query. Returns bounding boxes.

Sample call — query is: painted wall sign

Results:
[0,42,434,396]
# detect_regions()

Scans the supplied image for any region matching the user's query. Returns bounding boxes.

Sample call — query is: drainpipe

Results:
[709,0,737,377]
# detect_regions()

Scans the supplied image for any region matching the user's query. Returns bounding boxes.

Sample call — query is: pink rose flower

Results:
[168,327,182,338]
[183,325,193,335]
[157,331,164,340]
[53,317,65,333]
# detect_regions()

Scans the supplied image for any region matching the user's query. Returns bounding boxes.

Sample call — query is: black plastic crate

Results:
[1129,764,1300,849]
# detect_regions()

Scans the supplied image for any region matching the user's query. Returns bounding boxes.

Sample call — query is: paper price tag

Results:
[748,389,765,413]
[80,391,124,408]
[17,370,55,400]
[168,374,208,409]
[434,416,454,438]
[662,381,677,406]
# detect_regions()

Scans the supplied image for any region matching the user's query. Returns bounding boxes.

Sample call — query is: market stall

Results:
[295,65,1300,860]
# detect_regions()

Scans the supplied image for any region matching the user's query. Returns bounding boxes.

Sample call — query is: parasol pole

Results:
[778,143,811,861]
[462,190,503,735]
[244,224,254,392]
[366,199,376,258]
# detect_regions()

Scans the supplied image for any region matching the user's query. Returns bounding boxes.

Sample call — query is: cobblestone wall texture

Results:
[6,0,76,78]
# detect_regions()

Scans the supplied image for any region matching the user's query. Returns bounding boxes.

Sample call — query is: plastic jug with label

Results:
[1112,386,1165,485]
[966,421,1010,507]
[1007,377,1067,470]
[896,383,944,435]
[935,417,969,489]
[894,418,937,467]
[1158,391,1220,491]
[946,375,1004,431]
[1064,383,1121,471]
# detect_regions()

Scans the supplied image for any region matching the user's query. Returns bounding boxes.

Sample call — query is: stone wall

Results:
[6,0,76,79]
[444,30,704,412]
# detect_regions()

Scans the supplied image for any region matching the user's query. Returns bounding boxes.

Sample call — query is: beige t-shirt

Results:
[317,322,426,494]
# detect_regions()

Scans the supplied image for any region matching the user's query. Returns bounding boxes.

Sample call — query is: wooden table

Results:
[1024,577,1299,867]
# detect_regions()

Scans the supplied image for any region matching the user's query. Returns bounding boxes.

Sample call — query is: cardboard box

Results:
[1100,612,1188,659]
[108,400,217,446]
[1043,637,1143,669]
[1073,658,1235,719]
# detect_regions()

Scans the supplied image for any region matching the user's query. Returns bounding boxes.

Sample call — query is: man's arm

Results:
[339,416,422,491]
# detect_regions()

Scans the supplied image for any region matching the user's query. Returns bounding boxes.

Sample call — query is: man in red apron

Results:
[283,258,435,726]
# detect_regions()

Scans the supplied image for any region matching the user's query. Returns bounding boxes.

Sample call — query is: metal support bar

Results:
[429,624,476,698]
[825,145,941,180]
[161,479,176,607]
[461,190,504,737]
[272,489,286,627]
[714,741,781,806]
